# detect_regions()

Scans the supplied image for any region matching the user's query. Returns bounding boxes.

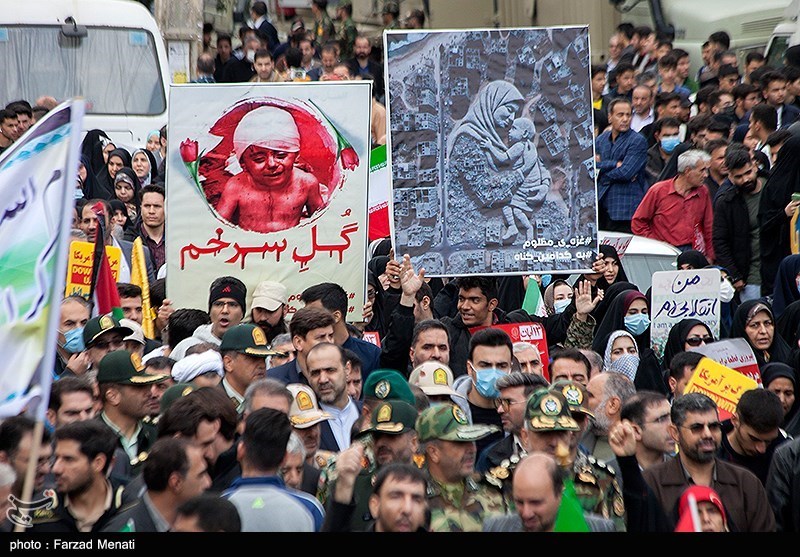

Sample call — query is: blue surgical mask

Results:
[660,135,681,154]
[472,367,505,399]
[541,274,553,288]
[624,313,650,336]
[61,327,85,354]
[553,298,571,314]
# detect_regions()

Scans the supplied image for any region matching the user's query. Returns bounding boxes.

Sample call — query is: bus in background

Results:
[0,0,170,151]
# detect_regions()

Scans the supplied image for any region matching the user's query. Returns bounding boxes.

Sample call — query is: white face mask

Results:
[720,277,735,303]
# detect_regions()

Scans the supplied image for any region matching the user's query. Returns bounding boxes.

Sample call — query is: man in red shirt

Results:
[631,149,714,261]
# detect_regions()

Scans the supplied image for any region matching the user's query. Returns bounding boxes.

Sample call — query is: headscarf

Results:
[131,147,158,187]
[677,486,729,532]
[77,153,99,201]
[676,249,710,270]
[662,318,714,371]
[761,362,800,430]
[777,299,800,347]
[543,279,571,317]
[446,80,524,161]
[591,289,648,354]
[365,257,388,338]
[730,299,792,369]
[108,198,134,234]
[80,129,112,179]
[93,148,131,201]
[603,330,640,381]
[771,254,800,320]
[590,280,638,325]
[113,166,141,222]
[759,135,800,294]
[596,244,629,290]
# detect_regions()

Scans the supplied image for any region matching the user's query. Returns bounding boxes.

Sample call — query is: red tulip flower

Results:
[340,146,359,171]
[180,139,199,163]
[309,100,360,171]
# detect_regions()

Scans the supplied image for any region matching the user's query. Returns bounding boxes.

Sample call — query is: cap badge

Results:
[377,403,392,423]
[99,315,114,330]
[540,394,562,416]
[375,379,391,399]
[296,391,313,411]
[453,405,468,424]
[561,385,582,406]
[433,368,448,385]
[252,327,267,346]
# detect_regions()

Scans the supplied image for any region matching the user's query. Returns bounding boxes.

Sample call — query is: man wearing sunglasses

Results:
[610,392,775,532]
[83,314,134,371]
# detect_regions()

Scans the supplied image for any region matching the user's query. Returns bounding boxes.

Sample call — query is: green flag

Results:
[522,280,547,317]
[554,477,590,532]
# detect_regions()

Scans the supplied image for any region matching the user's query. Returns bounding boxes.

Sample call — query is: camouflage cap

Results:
[415,403,499,442]
[358,400,418,437]
[362,369,415,406]
[549,380,594,419]
[525,388,579,432]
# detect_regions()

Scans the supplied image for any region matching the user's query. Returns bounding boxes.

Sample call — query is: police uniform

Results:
[416,404,505,532]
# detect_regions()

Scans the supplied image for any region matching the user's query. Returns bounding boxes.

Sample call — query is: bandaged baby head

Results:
[233,106,300,161]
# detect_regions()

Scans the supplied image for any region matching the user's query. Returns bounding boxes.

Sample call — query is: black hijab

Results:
[662,318,714,371]
[80,129,111,178]
[730,299,793,369]
[364,261,387,338]
[761,362,800,435]
[590,281,638,326]
[591,289,649,354]
[108,198,134,235]
[759,135,800,294]
[113,167,141,219]
[772,254,800,321]
[596,244,629,290]
[777,299,800,347]
[93,148,131,201]
[676,249,710,270]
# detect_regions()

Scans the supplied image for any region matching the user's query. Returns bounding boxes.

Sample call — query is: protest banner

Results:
[469,322,550,381]
[683,357,758,421]
[368,145,390,242]
[64,241,122,298]
[0,99,85,419]
[165,82,372,320]
[690,337,761,385]
[385,26,597,276]
[650,268,721,360]
[598,231,633,257]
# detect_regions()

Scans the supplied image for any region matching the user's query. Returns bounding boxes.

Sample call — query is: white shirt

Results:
[320,397,359,451]
[631,108,654,133]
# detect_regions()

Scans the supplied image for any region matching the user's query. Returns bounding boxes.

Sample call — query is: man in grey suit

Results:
[483,453,617,532]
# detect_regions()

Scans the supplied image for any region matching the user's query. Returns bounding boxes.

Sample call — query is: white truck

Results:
[765,0,800,66]
[0,0,171,151]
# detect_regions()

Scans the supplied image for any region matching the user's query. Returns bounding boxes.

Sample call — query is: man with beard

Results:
[346,35,384,102]
[304,342,362,452]
[190,276,248,347]
[319,399,419,530]
[713,147,765,302]
[581,371,636,474]
[94,350,170,482]
[249,280,289,343]
[610,393,775,532]
[29,421,123,532]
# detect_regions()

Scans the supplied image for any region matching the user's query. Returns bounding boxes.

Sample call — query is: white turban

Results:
[171,350,224,383]
[233,106,300,161]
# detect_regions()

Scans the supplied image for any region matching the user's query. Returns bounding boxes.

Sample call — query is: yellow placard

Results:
[64,241,122,298]
[683,357,758,420]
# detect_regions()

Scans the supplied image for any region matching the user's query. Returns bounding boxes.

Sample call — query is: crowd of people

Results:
[5,5,800,535]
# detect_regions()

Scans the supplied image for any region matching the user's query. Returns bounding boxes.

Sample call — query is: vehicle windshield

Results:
[766,34,791,68]
[0,25,165,116]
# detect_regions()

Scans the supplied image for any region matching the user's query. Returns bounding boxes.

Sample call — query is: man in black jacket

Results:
[712,147,765,301]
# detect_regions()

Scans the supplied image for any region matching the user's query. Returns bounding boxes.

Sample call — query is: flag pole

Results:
[13,419,46,533]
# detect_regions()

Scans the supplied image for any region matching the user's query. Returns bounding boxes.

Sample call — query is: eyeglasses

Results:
[680,421,723,434]
[493,398,526,410]
[685,335,713,347]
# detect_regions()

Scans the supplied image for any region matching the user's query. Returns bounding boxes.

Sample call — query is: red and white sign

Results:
[469,322,550,381]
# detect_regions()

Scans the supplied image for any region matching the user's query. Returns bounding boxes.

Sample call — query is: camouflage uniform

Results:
[573,450,626,531]
[565,314,596,349]
[337,16,358,60]
[416,403,504,532]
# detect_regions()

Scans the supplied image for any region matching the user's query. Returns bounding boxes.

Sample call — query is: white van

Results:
[0,0,170,151]
[766,0,800,67]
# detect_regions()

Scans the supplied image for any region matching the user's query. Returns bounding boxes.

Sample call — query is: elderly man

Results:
[632,149,715,259]
[512,341,544,376]
[217,106,324,233]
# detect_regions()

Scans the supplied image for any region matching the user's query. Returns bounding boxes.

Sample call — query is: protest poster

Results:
[598,231,633,257]
[165,82,372,320]
[368,145,390,242]
[0,100,85,418]
[650,269,721,360]
[689,337,761,385]
[469,322,550,380]
[384,26,597,276]
[64,241,122,298]
[683,357,758,421]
